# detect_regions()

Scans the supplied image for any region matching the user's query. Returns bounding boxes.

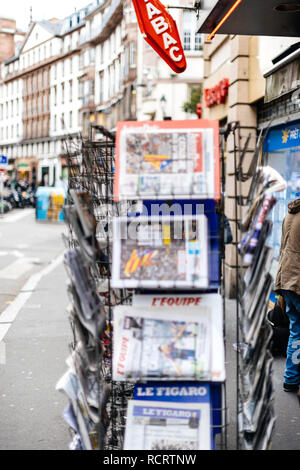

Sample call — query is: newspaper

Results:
[132,294,225,382]
[124,399,212,450]
[113,306,214,381]
[111,215,209,289]
[114,120,220,200]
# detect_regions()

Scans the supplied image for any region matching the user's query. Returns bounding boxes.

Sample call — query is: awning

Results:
[197,0,300,38]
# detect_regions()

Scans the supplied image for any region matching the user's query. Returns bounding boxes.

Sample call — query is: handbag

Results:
[267,295,289,356]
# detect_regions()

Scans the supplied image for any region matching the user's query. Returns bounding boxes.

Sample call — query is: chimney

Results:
[0,18,17,63]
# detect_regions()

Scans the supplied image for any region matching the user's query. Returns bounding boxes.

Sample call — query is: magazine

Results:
[112,306,217,381]
[124,399,212,450]
[111,215,209,289]
[114,120,220,201]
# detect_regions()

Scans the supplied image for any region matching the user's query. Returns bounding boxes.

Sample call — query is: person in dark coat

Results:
[275,198,300,397]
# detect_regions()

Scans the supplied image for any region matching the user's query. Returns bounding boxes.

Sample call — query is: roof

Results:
[3,0,99,64]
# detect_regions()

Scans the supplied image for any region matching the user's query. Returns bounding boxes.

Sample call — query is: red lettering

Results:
[205,79,229,108]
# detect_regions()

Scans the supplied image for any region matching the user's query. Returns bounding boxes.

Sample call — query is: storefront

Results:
[259,45,300,261]
[14,157,38,185]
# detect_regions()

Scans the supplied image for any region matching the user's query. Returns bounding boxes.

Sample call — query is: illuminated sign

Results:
[204,79,229,107]
[132,0,187,74]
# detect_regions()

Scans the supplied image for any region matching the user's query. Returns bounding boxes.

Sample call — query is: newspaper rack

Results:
[57,122,229,451]
[227,122,286,450]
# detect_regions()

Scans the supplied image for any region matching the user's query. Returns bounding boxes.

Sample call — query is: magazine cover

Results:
[113,306,215,381]
[114,120,220,201]
[132,294,225,382]
[124,399,212,450]
[111,215,209,289]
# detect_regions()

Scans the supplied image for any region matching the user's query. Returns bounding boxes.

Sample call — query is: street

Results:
[0,209,299,450]
[0,209,70,450]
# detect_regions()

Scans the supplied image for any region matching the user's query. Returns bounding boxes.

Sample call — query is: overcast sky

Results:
[0,0,93,31]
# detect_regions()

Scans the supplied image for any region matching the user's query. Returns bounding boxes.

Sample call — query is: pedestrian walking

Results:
[275,198,300,401]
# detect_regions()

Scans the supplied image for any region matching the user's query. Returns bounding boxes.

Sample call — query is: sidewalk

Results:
[224,298,300,451]
[0,259,71,450]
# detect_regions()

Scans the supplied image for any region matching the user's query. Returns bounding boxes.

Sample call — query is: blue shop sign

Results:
[264,122,300,152]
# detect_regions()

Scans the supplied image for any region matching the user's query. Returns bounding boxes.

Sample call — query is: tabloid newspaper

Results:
[112,303,225,382]
[111,215,209,289]
[132,293,225,382]
[114,120,220,201]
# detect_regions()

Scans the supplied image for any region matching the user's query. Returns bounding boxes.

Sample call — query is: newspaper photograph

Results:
[113,306,212,381]
[111,215,209,289]
[114,120,220,200]
[124,399,212,450]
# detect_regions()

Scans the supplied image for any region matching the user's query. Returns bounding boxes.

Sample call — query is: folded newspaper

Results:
[111,215,209,289]
[113,303,225,382]
[114,120,220,201]
[124,399,212,450]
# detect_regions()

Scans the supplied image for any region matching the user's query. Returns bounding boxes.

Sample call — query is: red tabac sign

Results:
[204,78,229,107]
[132,0,187,74]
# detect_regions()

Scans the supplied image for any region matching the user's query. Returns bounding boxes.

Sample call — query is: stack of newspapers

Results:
[237,166,287,450]
[56,191,112,450]
[111,120,225,450]
[114,294,225,450]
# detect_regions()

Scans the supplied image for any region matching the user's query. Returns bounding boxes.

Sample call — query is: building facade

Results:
[0,0,203,187]
[201,34,300,296]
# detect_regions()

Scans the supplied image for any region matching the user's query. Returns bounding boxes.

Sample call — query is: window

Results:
[62,61,64,76]
[53,85,57,106]
[183,11,202,51]
[53,114,57,132]
[61,112,65,129]
[69,80,73,102]
[69,57,73,73]
[184,31,191,51]
[90,48,95,64]
[61,83,65,104]
[99,71,104,102]
[129,42,136,68]
[195,33,202,51]
[69,111,72,128]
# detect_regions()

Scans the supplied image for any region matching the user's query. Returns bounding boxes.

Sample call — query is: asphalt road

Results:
[0,209,70,450]
[0,209,299,450]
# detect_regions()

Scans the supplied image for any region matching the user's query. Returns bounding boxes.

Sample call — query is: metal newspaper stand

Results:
[58,122,229,451]
[226,121,285,450]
